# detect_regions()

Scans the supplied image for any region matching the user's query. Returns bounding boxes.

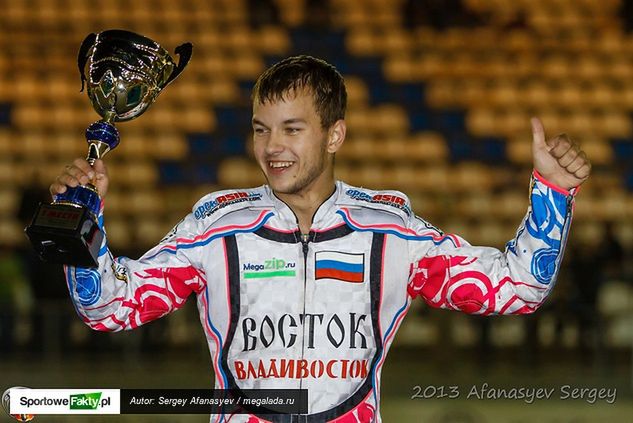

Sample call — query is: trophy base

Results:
[25,203,104,268]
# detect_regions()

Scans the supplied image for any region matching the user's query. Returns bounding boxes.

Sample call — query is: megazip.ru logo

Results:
[243,258,297,279]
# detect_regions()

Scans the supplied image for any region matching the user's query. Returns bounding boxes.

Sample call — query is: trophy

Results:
[25,29,192,267]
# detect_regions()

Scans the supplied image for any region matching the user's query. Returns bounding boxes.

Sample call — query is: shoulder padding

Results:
[335,183,413,227]
[191,186,274,228]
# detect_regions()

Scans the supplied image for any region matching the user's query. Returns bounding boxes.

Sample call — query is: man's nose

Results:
[264,130,284,155]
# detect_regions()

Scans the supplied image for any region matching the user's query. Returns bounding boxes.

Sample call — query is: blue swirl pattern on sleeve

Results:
[75,267,102,307]
[526,181,572,285]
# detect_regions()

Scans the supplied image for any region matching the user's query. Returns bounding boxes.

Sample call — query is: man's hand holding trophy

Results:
[25,30,192,267]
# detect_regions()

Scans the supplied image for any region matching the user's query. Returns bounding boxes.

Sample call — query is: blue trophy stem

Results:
[52,120,120,217]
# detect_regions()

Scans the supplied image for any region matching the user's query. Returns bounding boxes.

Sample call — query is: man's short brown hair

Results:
[252,55,347,128]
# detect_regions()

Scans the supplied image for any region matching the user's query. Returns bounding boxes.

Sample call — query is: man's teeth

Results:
[269,161,293,169]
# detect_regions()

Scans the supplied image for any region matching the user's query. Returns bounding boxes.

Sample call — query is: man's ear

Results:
[327,119,346,153]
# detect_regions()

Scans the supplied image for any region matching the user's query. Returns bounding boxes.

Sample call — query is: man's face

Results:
[252,89,335,196]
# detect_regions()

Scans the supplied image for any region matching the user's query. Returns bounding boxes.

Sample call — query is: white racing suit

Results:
[65,171,577,422]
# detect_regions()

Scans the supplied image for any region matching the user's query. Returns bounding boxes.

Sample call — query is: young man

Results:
[52,55,590,422]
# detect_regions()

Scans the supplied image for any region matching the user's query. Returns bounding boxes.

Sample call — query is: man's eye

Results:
[254,128,267,135]
[285,128,300,134]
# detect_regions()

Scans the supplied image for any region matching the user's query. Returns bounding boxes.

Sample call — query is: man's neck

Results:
[275,182,336,235]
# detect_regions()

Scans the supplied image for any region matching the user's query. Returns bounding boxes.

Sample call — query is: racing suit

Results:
[65,171,576,422]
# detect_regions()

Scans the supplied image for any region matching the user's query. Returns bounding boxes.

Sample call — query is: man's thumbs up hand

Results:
[531,117,591,191]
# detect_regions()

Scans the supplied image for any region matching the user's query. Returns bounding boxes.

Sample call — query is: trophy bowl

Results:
[25,29,192,267]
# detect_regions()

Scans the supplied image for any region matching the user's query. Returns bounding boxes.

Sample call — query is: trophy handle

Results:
[165,42,193,86]
[78,33,98,92]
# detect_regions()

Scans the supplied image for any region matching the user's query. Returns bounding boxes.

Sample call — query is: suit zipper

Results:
[296,233,310,422]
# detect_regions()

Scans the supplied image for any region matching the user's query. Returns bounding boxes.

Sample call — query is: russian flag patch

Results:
[315,251,365,283]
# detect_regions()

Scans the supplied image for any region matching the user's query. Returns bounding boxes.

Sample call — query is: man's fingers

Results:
[575,162,592,180]
[49,159,94,197]
[66,165,92,185]
[50,174,80,197]
[72,158,95,177]
[92,159,107,176]
[557,144,580,168]
[49,181,67,196]
[57,173,81,188]
[548,134,574,159]
[566,152,586,174]
[531,117,547,149]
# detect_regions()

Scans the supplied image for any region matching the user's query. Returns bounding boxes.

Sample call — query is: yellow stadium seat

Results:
[339,136,378,161]
[577,55,603,80]
[466,108,496,137]
[345,106,373,136]
[456,193,494,221]
[408,193,439,220]
[232,54,265,80]
[151,133,189,160]
[448,162,494,193]
[383,55,415,83]
[217,157,264,188]
[225,26,253,51]
[12,104,45,129]
[103,217,132,249]
[0,159,17,186]
[577,137,612,166]
[345,29,377,57]
[180,107,216,133]
[408,132,449,162]
[59,128,87,156]
[558,83,585,108]
[372,104,409,135]
[495,191,529,222]
[134,217,172,246]
[523,81,551,108]
[418,166,449,193]
[0,130,12,156]
[127,189,165,215]
[600,111,632,137]
[114,131,148,159]
[108,161,158,187]
[19,131,46,157]
[255,26,291,55]
[344,76,369,107]
[567,112,595,135]
[343,7,371,29]
[381,136,410,161]
[489,82,518,108]
[356,165,389,189]
[208,79,240,104]
[383,30,413,54]
[382,165,419,192]
[425,81,457,108]
[506,136,532,165]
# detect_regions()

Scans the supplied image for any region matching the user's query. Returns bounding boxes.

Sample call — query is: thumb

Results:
[531,117,549,151]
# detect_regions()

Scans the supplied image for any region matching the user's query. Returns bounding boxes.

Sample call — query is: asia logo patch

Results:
[315,251,365,283]
[194,191,262,220]
[345,189,412,216]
